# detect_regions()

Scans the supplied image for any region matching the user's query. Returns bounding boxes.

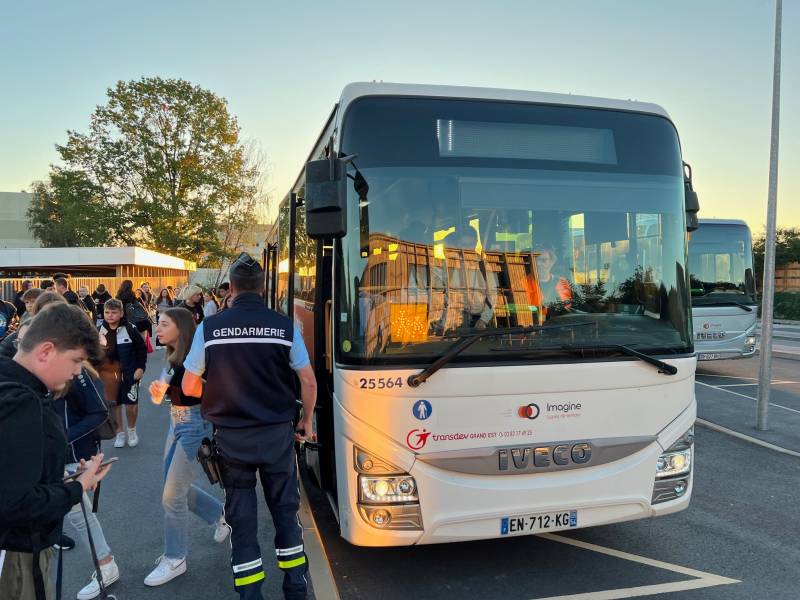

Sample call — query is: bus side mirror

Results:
[305,158,347,239]
[685,188,699,232]
[683,162,699,232]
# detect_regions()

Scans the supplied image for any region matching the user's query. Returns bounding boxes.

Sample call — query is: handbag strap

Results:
[80,495,109,599]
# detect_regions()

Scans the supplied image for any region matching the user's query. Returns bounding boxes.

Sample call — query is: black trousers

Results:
[218,427,307,600]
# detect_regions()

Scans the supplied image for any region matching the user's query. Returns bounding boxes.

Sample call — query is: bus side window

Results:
[277,201,291,315]
[294,206,317,304]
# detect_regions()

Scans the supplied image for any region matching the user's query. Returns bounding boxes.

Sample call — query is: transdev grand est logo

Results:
[406,428,431,450]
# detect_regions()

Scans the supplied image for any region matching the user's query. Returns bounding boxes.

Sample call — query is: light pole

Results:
[756,0,782,431]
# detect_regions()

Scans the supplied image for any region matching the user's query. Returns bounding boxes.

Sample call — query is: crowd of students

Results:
[0,275,234,600]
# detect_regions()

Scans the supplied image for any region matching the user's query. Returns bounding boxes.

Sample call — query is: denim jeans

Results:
[162,405,223,559]
[63,470,112,563]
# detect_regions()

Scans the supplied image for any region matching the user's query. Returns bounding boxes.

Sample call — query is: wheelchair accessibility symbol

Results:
[413,400,432,421]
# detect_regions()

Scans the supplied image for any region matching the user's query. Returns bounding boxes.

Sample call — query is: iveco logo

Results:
[498,442,593,472]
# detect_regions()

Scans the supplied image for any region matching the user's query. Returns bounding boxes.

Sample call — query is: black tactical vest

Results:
[201,293,296,428]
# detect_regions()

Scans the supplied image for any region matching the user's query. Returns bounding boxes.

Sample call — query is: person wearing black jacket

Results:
[54,366,122,599]
[97,299,147,449]
[0,303,110,600]
[55,277,81,308]
[13,280,33,317]
[91,285,112,323]
[77,286,98,323]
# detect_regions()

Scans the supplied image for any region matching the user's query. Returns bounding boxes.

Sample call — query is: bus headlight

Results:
[359,475,419,504]
[746,335,756,346]
[656,449,692,478]
[354,446,423,529]
[656,427,694,478]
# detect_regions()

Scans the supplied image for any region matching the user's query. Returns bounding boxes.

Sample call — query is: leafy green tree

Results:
[753,227,800,283]
[28,169,115,247]
[34,76,265,263]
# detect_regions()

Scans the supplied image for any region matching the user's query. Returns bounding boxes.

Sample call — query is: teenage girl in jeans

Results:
[144,307,229,586]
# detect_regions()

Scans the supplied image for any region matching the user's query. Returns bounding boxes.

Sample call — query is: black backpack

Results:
[125,301,149,324]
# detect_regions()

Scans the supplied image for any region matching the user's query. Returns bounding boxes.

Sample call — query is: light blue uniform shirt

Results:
[184,322,310,376]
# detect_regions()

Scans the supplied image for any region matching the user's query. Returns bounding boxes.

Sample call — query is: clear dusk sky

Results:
[1,1,797,232]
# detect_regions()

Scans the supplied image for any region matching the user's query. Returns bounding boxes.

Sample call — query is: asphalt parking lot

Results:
[305,357,800,600]
[696,356,800,453]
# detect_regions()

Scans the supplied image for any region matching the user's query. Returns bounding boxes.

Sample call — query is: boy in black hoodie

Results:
[97,298,146,449]
[0,303,111,600]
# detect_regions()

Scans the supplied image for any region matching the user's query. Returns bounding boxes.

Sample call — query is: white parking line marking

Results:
[714,383,759,387]
[696,381,800,415]
[706,381,800,387]
[696,375,800,385]
[696,375,756,380]
[532,533,739,599]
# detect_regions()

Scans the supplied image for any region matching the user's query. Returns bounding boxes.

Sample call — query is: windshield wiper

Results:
[493,343,678,375]
[407,322,596,387]
[565,344,678,375]
[692,300,754,312]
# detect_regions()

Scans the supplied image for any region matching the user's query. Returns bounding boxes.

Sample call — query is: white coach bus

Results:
[689,219,758,360]
[265,82,700,546]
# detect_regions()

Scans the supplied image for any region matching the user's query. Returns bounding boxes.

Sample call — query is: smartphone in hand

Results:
[63,457,119,482]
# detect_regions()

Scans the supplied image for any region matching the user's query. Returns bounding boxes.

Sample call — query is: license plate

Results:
[698,353,723,360]
[501,510,578,535]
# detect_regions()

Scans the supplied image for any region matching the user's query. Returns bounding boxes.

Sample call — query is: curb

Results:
[696,418,800,458]
[298,478,341,600]
[755,349,800,361]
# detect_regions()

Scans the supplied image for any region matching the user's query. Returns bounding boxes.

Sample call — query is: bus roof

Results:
[338,82,672,120]
[698,218,750,228]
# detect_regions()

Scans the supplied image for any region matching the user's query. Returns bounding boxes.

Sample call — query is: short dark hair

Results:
[104,298,123,313]
[53,272,70,280]
[19,303,101,363]
[32,291,66,315]
[22,288,44,303]
[41,280,54,290]
[54,277,69,289]
[230,271,263,293]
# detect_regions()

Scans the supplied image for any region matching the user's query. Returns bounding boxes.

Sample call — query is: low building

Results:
[0,192,39,248]
[0,246,196,301]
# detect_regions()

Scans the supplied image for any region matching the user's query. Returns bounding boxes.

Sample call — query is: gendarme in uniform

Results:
[184,258,311,600]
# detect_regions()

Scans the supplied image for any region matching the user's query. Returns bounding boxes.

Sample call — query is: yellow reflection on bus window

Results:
[390,303,429,343]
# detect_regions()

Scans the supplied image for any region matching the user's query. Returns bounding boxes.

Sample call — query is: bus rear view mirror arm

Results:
[683,161,700,232]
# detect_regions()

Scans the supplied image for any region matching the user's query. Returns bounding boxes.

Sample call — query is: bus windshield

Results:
[689,223,756,306]
[336,97,691,365]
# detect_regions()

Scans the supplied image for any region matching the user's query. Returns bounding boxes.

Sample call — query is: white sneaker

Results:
[144,555,186,586]
[127,428,139,447]
[113,432,126,448]
[77,557,120,599]
[213,516,231,543]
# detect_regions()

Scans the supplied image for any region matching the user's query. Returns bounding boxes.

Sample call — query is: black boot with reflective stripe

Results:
[275,546,308,599]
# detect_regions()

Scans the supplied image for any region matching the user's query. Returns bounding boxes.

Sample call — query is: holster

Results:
[197,437,222,486]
